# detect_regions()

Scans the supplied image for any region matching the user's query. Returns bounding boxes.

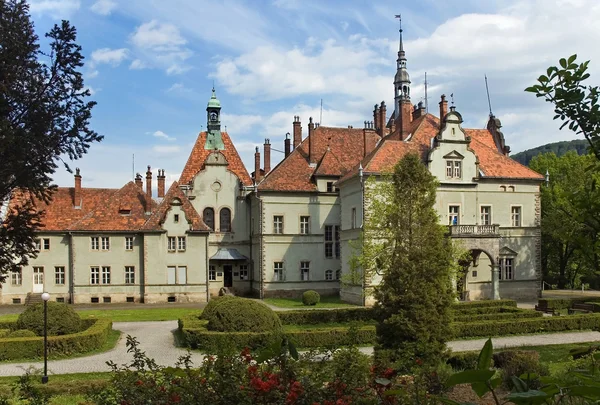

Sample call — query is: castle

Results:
[1,26,543,305]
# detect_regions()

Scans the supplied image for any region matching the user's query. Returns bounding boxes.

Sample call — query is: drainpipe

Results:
[205,235,210,302]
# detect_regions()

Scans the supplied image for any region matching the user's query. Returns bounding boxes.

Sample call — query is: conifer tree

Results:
[0,0,101,280]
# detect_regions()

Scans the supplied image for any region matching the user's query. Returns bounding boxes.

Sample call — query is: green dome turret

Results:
[207,87,221,108]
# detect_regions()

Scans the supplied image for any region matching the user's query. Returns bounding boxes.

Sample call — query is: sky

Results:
[26,0,600,190]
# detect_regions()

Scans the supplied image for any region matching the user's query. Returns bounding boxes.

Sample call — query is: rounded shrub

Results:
[16,302,82,336]
[8,329,37,338]
[204,297,282,333]
[302,290,320,306]
[200,295,239,321]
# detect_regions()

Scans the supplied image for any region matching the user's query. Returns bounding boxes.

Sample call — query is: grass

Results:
[505,341,600,373]
[264,296,358,309]
[0,307,202,323]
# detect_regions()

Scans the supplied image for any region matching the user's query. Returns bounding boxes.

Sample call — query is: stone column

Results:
[492,264,500,300]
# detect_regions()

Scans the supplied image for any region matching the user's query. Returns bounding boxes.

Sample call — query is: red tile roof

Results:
[179,131,252,186]
[258,126,381,191]
[69,182,155,231]
[143,181,209,231]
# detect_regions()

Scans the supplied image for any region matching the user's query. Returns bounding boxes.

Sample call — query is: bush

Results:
[200,295,239,321]
[0,319,112,361]
[278,308,375,325]
[203,297,282,333]
[302,290,320,306]
[16,302,82,336]
[9,329,37,338]
[538,297,600,311]
[493,350,548,388]
[447,351,493,370]
[0,329,10,338]
[453,309,542,323]
[451,306,522,316]
[286,325,376,348]
[452,299,517,311]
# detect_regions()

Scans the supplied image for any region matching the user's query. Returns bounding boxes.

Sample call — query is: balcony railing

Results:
[449,224,500,237]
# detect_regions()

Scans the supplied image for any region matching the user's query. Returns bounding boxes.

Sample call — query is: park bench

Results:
[568,303,595,314]
[534,304,558,315]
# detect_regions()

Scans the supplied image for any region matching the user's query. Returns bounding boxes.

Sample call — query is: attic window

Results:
[174,214,179,223]
[119,209,131,215]
[326,182,334,192]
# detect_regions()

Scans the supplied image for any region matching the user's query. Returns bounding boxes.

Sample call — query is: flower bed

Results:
[0,318,112,361]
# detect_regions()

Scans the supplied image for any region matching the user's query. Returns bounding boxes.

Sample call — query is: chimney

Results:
[146,165,152,200]
[308,117,315,163]
[398,100,412,140]
[439,94,448,122]
[373,104,379,133]
[293,116,302,149]
[157,169,166,198]
[254,146,261,183]
[379,101,387,137]
[135,173,143,189]
[74,168,81,208]
[284,132,291,157]
[264,139,271,174]
[363,121,375,157]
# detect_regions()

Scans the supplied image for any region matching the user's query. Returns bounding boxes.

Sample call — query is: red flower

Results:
[415,358,423,366]
[135,380,144,386]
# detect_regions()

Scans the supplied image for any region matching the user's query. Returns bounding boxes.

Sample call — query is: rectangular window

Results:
[33,266,44,285]
[167,266,176,285]
[209,265,216,281]
[273,215,284,234]
[273,262,283,281]
[178,236,186,251]
[34,239,41,251]
[300,216,310,235]
[480,206,491,225]
[446,160,462,179]
[300,261,310,281]
[325,225,333,258]
[499,258,514,280]
[43,238,50,250]
[239,264,248,280]
[351,207,357,229]
[511,206,522,227]
[177,266,187,285]
[174,214,179,223]
[125,266,135,284]
[454,161,462,178]
[326,182,334,192]
[168,237,176,251]
[102,266,111,284]
[54,266,65,285]
[90,267,100,285]
[449,206,460,225]
[91,236,99,250]
[11,269,22,285]
[334,226,340,259]
[125,237,134,251]
[325,269,333,280]
[101,236,110,251]
[446,160,453,178]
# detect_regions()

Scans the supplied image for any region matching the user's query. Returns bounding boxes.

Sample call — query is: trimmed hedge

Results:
[453,309,543,323]
[538,297,600,310]
[452,314,600,338]
[302,290,320,306]
[0,318,112,361]
[286,326,375,348]
[278,308,375,325]
[203,297,282,333]
[453,299,517,309]
[17,301,82,336]
[451,306,522,316]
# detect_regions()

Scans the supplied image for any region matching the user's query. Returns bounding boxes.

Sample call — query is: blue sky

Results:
[28,0,600,189]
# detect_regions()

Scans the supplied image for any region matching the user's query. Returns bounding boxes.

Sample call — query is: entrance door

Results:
[33,268,44,293]
[223,265,233,288]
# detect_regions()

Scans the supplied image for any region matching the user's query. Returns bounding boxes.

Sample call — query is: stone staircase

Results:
[25,293,43,306]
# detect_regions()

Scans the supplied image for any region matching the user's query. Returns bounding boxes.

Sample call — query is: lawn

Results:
[509,341,600,373]
[0,307,202,323]
[264,296,358,309]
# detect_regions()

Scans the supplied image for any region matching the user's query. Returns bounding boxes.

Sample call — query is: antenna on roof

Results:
[320,99,323,125]
[424,72,429,113]
[485,74,493,117]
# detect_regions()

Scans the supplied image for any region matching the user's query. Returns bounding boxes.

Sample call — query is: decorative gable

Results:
[439,110,468,142]
[500,246,518,256]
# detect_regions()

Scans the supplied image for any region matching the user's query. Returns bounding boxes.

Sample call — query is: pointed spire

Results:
[395,14,404,54]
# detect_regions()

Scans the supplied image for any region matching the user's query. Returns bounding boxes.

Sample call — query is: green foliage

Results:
[302,290,320,306]
[447,351,493,371]
[202,297,282,334]
[8,329,37,338]
[453,299,517,309]
[453,310,542,323]
[0,330,9,338]
[538,297,600,310]
[199,295,238,321]
[363,154,454,372]
[512,139,589,166]
[277,308,375,325]
[0,319,111,361]
[493,350,548,388]
[0,0,102,280]
[16,302,82,336]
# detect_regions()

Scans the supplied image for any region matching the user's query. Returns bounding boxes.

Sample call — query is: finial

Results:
[395,14,403,53]
[450,93,455,107]
[212,80,215,92]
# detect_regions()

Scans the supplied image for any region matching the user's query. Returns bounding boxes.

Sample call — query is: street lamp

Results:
[41,292,50,384]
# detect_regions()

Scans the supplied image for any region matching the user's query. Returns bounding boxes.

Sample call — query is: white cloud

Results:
[131,20,186,49]
[151,130,176,141]
[90,0,116,15]
[129,59,147,70]
[91,48,129,67]
[87,69,99,79]
[28,0,80,17]
[152,145,181,154]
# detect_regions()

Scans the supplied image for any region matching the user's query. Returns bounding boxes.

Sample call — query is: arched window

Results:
[203,208,214,230]
[220,208,231,232]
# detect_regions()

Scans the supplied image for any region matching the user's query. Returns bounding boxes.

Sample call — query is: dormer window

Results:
[119,209,131,215]
[446,160,462,179]
[326,182,335,192]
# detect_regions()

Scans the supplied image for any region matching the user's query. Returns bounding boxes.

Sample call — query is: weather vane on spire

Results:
[395,14,403,52]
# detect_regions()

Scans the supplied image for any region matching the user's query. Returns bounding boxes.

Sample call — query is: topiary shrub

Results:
[493,350,548,389]
[446,351,494,370]
[302,290,320,306]
[16,302,82,336]
[200,295,240,321]
[8,329,37,338]
[203,297,282,333]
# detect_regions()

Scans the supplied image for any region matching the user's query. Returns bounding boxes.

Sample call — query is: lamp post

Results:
[41,292,50,384]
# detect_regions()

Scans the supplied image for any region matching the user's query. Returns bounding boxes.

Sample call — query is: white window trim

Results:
[448,204,461,226]
[273,215,284,235]
[125,237,134,251]
[273,262,284,281]
[479,205,492,226]
[510,205,523,227]
[299,215,310,235]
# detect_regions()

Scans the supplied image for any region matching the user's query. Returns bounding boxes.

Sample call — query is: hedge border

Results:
[0,318,112,361]
[538,297,600,310]
[454,310,543,323]
[277,308,375,325]
[453,299,517,309]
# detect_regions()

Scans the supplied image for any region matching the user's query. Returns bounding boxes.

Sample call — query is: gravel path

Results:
[0,323,598,377]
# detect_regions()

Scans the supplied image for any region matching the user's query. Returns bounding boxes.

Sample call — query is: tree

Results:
[525,54,600,160]
[0,0,101,281]
[358,153,455,373]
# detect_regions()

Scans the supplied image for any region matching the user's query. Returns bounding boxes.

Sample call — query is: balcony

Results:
[448,224,500,237]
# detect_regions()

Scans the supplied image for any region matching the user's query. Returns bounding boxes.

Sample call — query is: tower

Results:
[393,15,412,138]
[205,87,225,150]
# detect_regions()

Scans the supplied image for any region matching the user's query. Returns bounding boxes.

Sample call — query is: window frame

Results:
[101,266,111,284]
[325,269,333,281]
[239,264,249,280]
[125,236,134,251]
[351,207,357,229]
[273,262,284,281]
[300,216,310,235]
[511,206,522,227]
[480,206,492,226]
[168,236,176,252]
[54,266,65,285]
[11,268,22,285]
[125,266,135,284]
[273,215,284,234]
[90,236,99,251]
[90,266,100,285]
[42,238,50,250]
[101,236,110,251]
[499,257,515,280]
[177,236,186,252]
[445,159,462,179]
[208,265,217,281]
[325,225,334,258]
[448,205,460,226]
[300,261,310,281]
[219,207,232,232]
[203,207,215,231]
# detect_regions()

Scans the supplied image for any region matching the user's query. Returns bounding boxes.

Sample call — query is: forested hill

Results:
[512,139,589,166]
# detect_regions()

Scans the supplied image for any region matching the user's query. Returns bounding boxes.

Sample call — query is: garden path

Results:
[0,322,598,377]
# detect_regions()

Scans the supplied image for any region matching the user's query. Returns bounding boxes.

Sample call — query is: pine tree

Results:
[366,153,455,372]
[0,0,101,280]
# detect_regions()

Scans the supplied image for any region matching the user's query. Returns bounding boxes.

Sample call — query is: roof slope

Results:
[179,131,252,186]
[69,182,155,231]
[143,181,209,231]
[259,126,380,191]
